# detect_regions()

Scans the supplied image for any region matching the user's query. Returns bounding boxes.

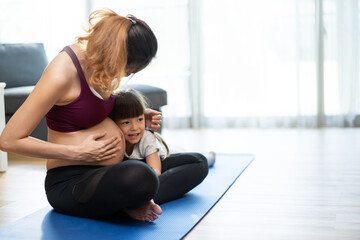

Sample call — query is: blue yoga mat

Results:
[0,153,254,240]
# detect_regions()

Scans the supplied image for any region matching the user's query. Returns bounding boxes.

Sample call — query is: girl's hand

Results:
[75,132,122,162]
[145,109,162,132]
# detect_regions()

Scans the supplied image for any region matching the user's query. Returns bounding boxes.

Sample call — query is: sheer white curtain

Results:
[199,0,360,127]
[198,0,317,128]
[323,0,360,127]
[198,0,360,128]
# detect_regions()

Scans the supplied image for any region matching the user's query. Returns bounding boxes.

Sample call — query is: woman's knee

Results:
[108,160,159,195]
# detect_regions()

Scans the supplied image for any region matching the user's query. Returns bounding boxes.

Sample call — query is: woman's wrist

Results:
[66,144,83,161]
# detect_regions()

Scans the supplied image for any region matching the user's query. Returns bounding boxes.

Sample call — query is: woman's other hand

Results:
[76,132,122,162]
[145,109,162,132]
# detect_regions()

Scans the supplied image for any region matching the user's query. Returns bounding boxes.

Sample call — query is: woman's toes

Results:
[150,201,162,215]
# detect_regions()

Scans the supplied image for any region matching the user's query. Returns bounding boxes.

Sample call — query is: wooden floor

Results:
[1,128,360,239]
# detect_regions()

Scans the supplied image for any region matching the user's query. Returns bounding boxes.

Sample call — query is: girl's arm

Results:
[146,152,162,176]
[0,55,120,162]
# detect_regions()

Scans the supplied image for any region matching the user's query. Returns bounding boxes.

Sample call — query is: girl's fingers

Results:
[152,119,161,125]
[153,116,162,122]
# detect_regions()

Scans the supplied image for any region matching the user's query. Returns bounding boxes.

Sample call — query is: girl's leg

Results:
[45,160,159,219]
[154,152,209,204]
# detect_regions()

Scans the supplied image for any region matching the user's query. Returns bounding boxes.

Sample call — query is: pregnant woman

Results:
[0,9,208,222]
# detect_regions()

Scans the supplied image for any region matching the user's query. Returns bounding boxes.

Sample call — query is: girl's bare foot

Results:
[207,151,216,167]
[123,200,162,222]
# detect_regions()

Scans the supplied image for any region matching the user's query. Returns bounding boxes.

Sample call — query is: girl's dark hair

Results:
[110,88,148,121]
[126,14,158,74]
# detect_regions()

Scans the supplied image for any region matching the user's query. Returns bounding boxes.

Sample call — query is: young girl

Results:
[110,89,212,207]
[110,89,169,176]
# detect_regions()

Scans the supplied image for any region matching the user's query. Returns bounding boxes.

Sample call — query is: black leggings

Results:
[45,152,208,218]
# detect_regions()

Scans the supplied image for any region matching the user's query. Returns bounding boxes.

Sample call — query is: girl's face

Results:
[116,114,145,146]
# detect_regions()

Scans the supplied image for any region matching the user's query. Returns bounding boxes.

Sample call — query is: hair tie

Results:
[126,15,136,24]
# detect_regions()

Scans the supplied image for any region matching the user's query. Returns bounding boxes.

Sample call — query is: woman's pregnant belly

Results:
[46,118,125,170]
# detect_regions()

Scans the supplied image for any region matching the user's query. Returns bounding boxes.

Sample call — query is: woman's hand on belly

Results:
[74,132,122,163]
[47,118,125,168]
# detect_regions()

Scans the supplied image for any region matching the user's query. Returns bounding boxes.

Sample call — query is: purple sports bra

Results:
[46,46,115,132]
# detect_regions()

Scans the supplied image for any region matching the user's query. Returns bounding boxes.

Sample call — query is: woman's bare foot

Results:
[123,200,162,222]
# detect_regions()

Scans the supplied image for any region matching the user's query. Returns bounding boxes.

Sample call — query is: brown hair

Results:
[77,9,157,92]
[110,89,169,158]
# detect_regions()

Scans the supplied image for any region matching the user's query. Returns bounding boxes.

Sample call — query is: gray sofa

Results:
[0,43,167,140]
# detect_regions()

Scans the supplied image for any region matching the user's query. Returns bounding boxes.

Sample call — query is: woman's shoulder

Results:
[48,49,77,76]
[41,49,78,88]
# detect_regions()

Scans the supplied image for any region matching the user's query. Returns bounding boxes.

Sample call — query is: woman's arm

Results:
[0,54,120,162]
[146,152,161,176]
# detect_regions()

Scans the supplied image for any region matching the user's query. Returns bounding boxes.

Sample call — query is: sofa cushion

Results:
[0,43,47,88]
[126,84,167,110]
